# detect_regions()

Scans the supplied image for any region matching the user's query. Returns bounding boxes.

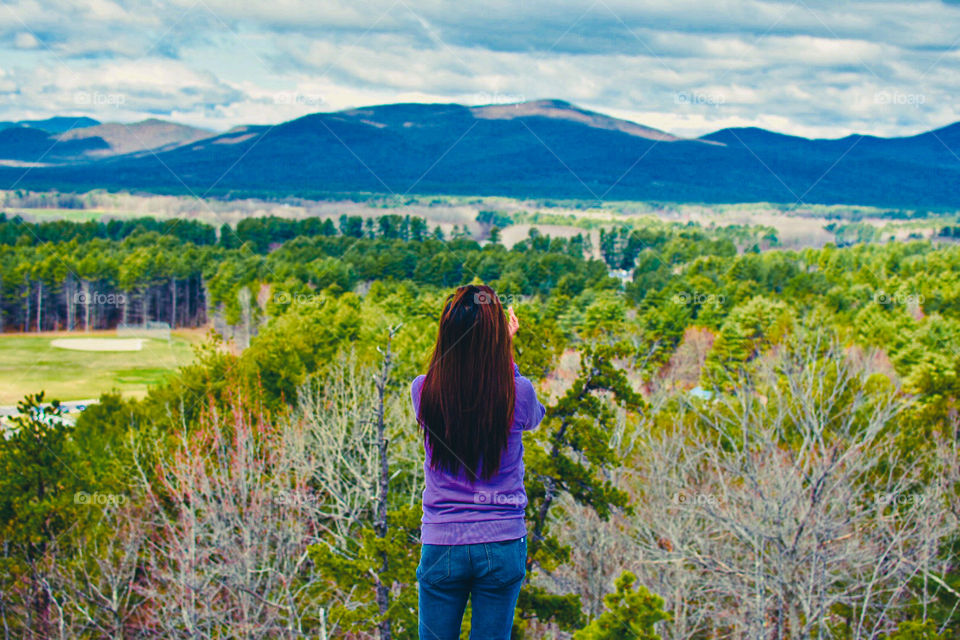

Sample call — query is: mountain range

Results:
[0,100,957,208]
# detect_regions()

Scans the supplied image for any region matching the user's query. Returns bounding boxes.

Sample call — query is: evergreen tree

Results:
[518,344,644,635]
[573,572,669,640]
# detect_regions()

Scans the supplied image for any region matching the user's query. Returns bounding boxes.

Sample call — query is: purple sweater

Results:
[411,363,546,545]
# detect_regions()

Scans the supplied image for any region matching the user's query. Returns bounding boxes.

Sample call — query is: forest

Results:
[2,209,960,639]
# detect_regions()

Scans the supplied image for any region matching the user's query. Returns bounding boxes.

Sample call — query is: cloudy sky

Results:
[1,0,959,138]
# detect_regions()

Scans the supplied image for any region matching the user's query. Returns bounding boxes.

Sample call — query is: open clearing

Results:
[0,329,206,403]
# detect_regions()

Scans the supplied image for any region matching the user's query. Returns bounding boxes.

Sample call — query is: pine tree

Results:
[572,572,669,640]
[518,344,644,635]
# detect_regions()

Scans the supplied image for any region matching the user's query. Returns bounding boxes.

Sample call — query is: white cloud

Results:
[13,32,38,48]
[0,0,957,138]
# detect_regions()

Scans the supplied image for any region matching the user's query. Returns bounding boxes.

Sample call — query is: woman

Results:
[411,284,546,640]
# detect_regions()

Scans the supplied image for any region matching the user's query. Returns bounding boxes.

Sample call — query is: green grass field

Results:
[0,330,205,404]
[7,208,143,222]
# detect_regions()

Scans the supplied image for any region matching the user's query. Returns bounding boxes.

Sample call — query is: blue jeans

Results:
[417,537,526,640]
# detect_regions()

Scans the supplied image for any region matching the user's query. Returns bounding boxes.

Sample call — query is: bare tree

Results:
[287,358,382,549]
[284,343,422,638]
[130,396,329,639]
[44,505,147,639]
[627,335,960,639]
[374,326,400,640]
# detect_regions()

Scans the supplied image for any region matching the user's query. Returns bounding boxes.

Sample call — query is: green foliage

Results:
[0,392,79,551]
[7,210,960,637]
[511,301,565,380]
[309,505,422,639]
[520,344,644,631]
[0,390,142,576]
[515,586,584,637]
[582,290,629,340]
[882,620,948,640]
[0,212,217,246]
[477,209,513,228]
[573,572,669,640]
[704,295,793,390]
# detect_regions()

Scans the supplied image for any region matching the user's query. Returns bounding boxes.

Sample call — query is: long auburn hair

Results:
[417,284,515,481]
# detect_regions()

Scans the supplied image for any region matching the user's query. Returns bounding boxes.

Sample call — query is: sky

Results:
[1,0,959,139]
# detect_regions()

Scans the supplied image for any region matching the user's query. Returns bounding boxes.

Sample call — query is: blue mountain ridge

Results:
[0,102,956,208]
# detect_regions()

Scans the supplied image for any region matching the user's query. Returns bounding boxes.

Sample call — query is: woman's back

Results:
[412,284,545,639]
[412,363,545,545]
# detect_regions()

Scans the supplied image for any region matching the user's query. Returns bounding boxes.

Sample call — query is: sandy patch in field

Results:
[51,338,146,352]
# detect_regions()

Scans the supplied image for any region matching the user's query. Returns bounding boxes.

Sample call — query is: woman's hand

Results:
[507,306,520,339]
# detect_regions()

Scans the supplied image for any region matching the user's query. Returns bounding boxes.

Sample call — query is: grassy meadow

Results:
[0,329,205,404]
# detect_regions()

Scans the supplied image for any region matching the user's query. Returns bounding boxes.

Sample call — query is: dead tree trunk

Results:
[171,279,178,328]
[82,281,91,332]
[374,325,400,640]
[24,283,30,332]
[64,278,74,331]
[35,281,43,333]
[141,287,149,328]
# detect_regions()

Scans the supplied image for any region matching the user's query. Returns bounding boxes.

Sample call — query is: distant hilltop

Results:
[1,100,958,208]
